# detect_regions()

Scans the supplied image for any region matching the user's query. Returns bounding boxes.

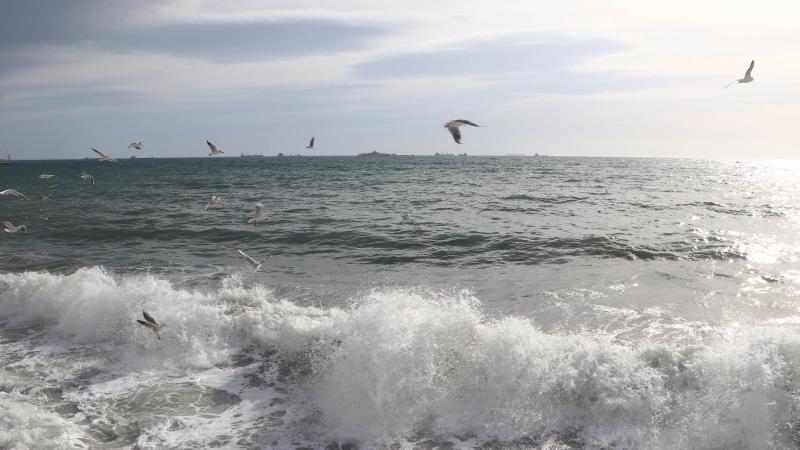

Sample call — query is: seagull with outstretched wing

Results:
[136,311,166,340]
[443,119,484,144]
[0,189,30,200]
[3,221,26,233]
[207,140,225,156]
[92,147,118,162]
[724,60,755,88]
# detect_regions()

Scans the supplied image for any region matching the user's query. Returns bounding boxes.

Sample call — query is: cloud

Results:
[0,0,388,64]
[100,20,387,62]
[356,34,627,79]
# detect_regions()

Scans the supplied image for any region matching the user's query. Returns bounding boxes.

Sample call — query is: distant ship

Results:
[358,151,395,157]
[0,153,11,165]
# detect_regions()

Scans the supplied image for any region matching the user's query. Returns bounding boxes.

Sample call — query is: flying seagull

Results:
[237,249,264,270]
[92,147,118,163]
[39,174,56,180]
[128,142,143,150]
[136,311,166,340]
[400,213,416,224]
[248,202,266,225]
[3,222,26,233]
[306,137,315,149]
[80,171,95,185]
[443,119,483,144]
[724,60,755,88]
[205,195,222,211]
[207,140,225,156]
[0,189,30,200]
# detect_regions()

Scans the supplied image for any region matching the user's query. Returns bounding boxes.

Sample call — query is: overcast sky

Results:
[0,0,797,159]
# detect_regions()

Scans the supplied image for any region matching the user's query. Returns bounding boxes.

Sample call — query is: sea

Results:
[3,155,800,449]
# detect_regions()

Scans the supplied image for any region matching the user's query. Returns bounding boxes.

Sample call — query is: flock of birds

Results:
[2,60,757,340]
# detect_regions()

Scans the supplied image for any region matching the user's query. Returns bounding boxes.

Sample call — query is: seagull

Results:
[443,119,484,144]
[207,140,225,156]
[400,213,416,224]
[0,189,30,200]
[306,136,315,149]
[128,142,143,150]
[205,195,222,211]
[724,60,755,88]
[237,249,264,271]
[80,171,95,185]
[248,202,266,225]
[136,311,166,340]
[92,147,118,163]
[3,222,26,233]
[39,174,56,180]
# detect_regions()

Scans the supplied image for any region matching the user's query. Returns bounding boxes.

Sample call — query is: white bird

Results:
[0,189,30,200]
[128,142,143,150]
[92,147,118,163]
[306,136,315,149]
[443,119,484,144]
[205,195,222,211]
[136,311,166,340]
[39,174,56,180]
[724,60,755,88]
[207,140,225,156]
[400,213,416,224]
[80,171,95,185]
[237,249,264,270]
[248,202,266,225]
[3,222,26,233]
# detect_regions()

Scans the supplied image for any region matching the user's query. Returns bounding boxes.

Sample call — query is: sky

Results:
[0,0,798,159]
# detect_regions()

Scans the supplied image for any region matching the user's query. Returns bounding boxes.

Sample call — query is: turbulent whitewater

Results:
[3,156,800,449]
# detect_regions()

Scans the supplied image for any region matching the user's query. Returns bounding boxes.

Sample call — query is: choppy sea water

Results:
[3,156,800,449]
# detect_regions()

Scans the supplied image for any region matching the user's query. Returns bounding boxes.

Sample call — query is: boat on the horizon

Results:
[358,151,395,157]
[0,153,11,165]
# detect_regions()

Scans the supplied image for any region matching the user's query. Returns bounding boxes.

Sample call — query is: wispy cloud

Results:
[357,35,626,79]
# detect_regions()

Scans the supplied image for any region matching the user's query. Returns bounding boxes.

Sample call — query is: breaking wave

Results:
[2,268,800,449]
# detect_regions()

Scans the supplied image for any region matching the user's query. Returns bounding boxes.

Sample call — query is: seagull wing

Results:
[142,310,159,325]
[207,141,217,152]
[136,320,161,339]
[237,249,257,265]
[238,250,263,270]
[447,125,462,144]
[745,60,754,78]
[2,221,13,229]
[8,189,30,200]
[92,148,108,159]
[308,137,314,148]
[128,143,134,149]
[454,119,481,127]
[723,80,737,89]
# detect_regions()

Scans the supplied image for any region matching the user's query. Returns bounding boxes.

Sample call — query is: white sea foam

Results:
[2,268,800,448]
